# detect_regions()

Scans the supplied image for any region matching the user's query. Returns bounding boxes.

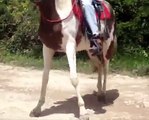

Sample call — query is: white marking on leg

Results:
[66,39,87,116]
[31,44,55,116]
[40,45,55,102]
[66,40,77,80]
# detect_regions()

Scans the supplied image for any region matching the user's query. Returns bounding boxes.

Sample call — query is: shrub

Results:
[3,0,42,58]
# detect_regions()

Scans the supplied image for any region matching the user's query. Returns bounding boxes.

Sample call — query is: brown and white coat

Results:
[31,0,117,119]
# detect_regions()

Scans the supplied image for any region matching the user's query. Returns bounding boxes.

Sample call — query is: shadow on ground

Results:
[38,89,119,118]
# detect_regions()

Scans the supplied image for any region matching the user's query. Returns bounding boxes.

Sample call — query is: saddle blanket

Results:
[73,0,111,22]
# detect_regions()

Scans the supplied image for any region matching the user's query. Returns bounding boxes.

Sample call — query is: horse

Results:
[30,0,117,119]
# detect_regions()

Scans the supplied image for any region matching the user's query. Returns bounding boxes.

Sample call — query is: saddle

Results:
[73,0,111,38]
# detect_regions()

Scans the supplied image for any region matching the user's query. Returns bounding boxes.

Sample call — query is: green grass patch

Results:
[110,53,149,76]
[0,51,43,69]
[0,50,93,73]
[0,50,149,76]
[51,55,93,74]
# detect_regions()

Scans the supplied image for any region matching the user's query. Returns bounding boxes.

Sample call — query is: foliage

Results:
[108,0,149,55]
[0,0,148,54]
[0,0,148,75]
[0,0,16,41]
[6,20,42,57]
[0,0,42,57]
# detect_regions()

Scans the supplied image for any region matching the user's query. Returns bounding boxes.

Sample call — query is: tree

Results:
[0,0,148,57]
[109,0,149,55]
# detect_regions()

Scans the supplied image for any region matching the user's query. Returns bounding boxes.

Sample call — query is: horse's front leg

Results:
[30,44,55,117]
[66,40,87,117]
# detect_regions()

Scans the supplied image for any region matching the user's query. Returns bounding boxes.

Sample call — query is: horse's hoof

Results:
[29,107,41,117]
[79,114,89,120]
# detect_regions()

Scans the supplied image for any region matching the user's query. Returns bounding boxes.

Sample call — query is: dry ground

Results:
[0,63,149,120]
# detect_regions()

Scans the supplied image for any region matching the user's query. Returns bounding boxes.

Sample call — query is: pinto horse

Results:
[31,0,117,119]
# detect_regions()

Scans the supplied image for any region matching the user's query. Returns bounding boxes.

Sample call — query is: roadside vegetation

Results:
[0,0,149,76]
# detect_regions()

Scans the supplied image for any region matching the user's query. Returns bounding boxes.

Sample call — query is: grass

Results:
[0,50,149,76]
[0,52,43,69]
[110,53,149,76]
[0,50,93,73]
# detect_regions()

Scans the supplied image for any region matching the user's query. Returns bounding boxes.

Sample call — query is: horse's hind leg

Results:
[30,44,55,117]
[96,63,104,100]
[87,53,104,100]
[102,59,109,103]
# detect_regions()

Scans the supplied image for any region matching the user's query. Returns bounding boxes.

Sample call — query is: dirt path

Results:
[0,63,149,120]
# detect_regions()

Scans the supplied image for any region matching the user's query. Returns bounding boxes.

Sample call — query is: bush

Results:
[6,20,42,57]
[108,0,149,54]
[0,0,42,58]
[0,2,16,41]
[0,0,148,59]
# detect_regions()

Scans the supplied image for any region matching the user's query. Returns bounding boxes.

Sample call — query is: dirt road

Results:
[0,63,149,120]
